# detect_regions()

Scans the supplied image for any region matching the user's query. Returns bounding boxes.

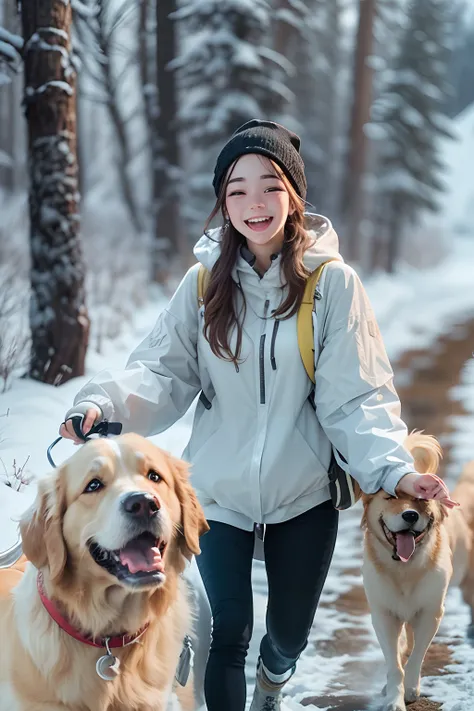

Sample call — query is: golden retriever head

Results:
[361,491,446,563]
[20,434,209,592]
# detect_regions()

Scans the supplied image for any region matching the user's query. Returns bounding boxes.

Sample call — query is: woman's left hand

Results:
[396,472,460,509]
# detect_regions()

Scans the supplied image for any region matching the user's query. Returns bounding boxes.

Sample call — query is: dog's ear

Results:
[360,493,372,530]
[168,454,209,560]
[20,468,68,583]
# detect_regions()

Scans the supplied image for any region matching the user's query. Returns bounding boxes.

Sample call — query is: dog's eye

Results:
[84,478,104,493]
[147,470,162,483]
[384,495,396,500]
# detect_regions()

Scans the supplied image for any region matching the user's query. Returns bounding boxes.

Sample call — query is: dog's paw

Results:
[386,704,406,711]
[404,686,420,704]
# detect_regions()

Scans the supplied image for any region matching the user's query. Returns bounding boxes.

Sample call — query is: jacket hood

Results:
[193,213,344,275]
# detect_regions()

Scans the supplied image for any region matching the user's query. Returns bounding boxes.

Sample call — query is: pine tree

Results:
[370,0,455,272]
[176,0,283,148]
[174,0,283,235]
[291,0,346,215]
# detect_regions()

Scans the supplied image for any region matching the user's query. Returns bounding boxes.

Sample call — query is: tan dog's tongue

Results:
[395,532,416,562]
[119,544,162,574]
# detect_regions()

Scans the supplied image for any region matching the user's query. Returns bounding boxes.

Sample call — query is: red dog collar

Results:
[37,572,148,648]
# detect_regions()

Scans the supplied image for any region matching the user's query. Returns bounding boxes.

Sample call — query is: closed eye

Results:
[228,186,284,197]
[148,470,162,483]
[384,495,396,500]
[84,478,104,493]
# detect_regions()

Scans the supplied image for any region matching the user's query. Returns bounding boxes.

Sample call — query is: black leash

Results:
[47,415,123,468]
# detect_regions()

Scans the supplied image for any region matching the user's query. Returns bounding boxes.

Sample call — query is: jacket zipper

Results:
[270,319,279,370]
[259,299,270,404]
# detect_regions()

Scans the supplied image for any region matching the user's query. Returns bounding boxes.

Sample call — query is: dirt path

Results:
[302,316,474,711]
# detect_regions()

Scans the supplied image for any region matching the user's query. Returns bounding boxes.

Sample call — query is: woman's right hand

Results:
[59,408,100,444]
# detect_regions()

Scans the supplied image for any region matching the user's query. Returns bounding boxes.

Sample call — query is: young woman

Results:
[60,120,457,711]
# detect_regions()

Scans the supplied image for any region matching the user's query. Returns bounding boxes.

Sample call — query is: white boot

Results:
[249,658,293,711]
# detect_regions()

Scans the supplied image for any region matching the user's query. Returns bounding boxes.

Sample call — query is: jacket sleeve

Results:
[314,263,416,496]
[69,264,202,437]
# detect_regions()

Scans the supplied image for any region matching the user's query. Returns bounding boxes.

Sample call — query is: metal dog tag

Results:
[96,652,121,680]
[96,638,120,681]
[175,635,194,687]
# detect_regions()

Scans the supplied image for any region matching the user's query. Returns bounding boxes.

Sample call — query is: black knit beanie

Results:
[213,119,307,200]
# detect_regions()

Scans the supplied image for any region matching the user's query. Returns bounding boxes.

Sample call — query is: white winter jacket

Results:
[70,214,416,531]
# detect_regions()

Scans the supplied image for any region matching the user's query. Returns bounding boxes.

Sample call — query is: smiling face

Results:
[224,153,295,253]
[362,490,446,563]
[21,434,209,593]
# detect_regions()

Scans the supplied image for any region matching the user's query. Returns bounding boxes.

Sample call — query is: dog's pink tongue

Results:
[395,532,416,562]
[119,543,162,574]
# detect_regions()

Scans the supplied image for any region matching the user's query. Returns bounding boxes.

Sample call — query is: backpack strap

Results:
[297,259,337,384]
[197,265,210,307]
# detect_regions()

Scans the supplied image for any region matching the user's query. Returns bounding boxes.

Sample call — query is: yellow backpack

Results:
[196,261,362,510]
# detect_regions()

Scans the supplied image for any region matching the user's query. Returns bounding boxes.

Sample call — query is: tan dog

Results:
[362,432,474,711]
[0,434,209,711]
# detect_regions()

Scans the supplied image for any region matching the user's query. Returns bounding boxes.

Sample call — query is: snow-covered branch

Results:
[0,26,24,73]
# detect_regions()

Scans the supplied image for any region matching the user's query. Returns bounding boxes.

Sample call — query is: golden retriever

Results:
[362,432,474,711]
[0,433,209,711]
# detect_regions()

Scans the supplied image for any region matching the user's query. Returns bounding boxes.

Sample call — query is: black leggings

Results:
[196,500,339,711]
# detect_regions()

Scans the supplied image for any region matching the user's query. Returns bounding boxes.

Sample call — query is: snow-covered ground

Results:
[1,232,474,710]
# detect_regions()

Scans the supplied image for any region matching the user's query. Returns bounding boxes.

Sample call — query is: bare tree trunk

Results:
[0,0,17,190]
[324,0,344,217]
[139,0,157,134]
[155,0,187,281]
[386,200,402,274]
[139,0,158,237]
[22,0,90,385]
[342,0,376,263]
[73,2,144,234]
[95,4,144,235]
[262,0,296,118]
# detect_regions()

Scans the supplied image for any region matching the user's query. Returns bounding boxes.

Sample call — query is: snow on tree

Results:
[173,0,285,236]
[0,25,23,84]
[290,0,346,216]
[175,0,285,147]
[369,0,456,272]
[21,0,90,384]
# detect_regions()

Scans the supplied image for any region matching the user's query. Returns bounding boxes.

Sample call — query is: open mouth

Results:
[380,519,430,563]
[89,531,167,587]
[244,216,273,231]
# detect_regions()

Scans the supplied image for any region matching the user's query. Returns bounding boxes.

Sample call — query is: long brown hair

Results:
[202,157,311,366]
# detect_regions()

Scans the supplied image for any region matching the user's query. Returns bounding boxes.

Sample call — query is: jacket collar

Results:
[193,213,344,283]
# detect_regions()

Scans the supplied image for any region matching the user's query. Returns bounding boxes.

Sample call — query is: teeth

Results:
[98,549,110,563]
[247,217,270,223]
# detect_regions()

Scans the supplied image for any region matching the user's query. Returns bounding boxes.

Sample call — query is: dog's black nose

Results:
[122,492,160,519]
[401,510,419,524]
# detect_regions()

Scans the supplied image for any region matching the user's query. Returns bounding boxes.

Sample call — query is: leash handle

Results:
[47,416,123,468]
